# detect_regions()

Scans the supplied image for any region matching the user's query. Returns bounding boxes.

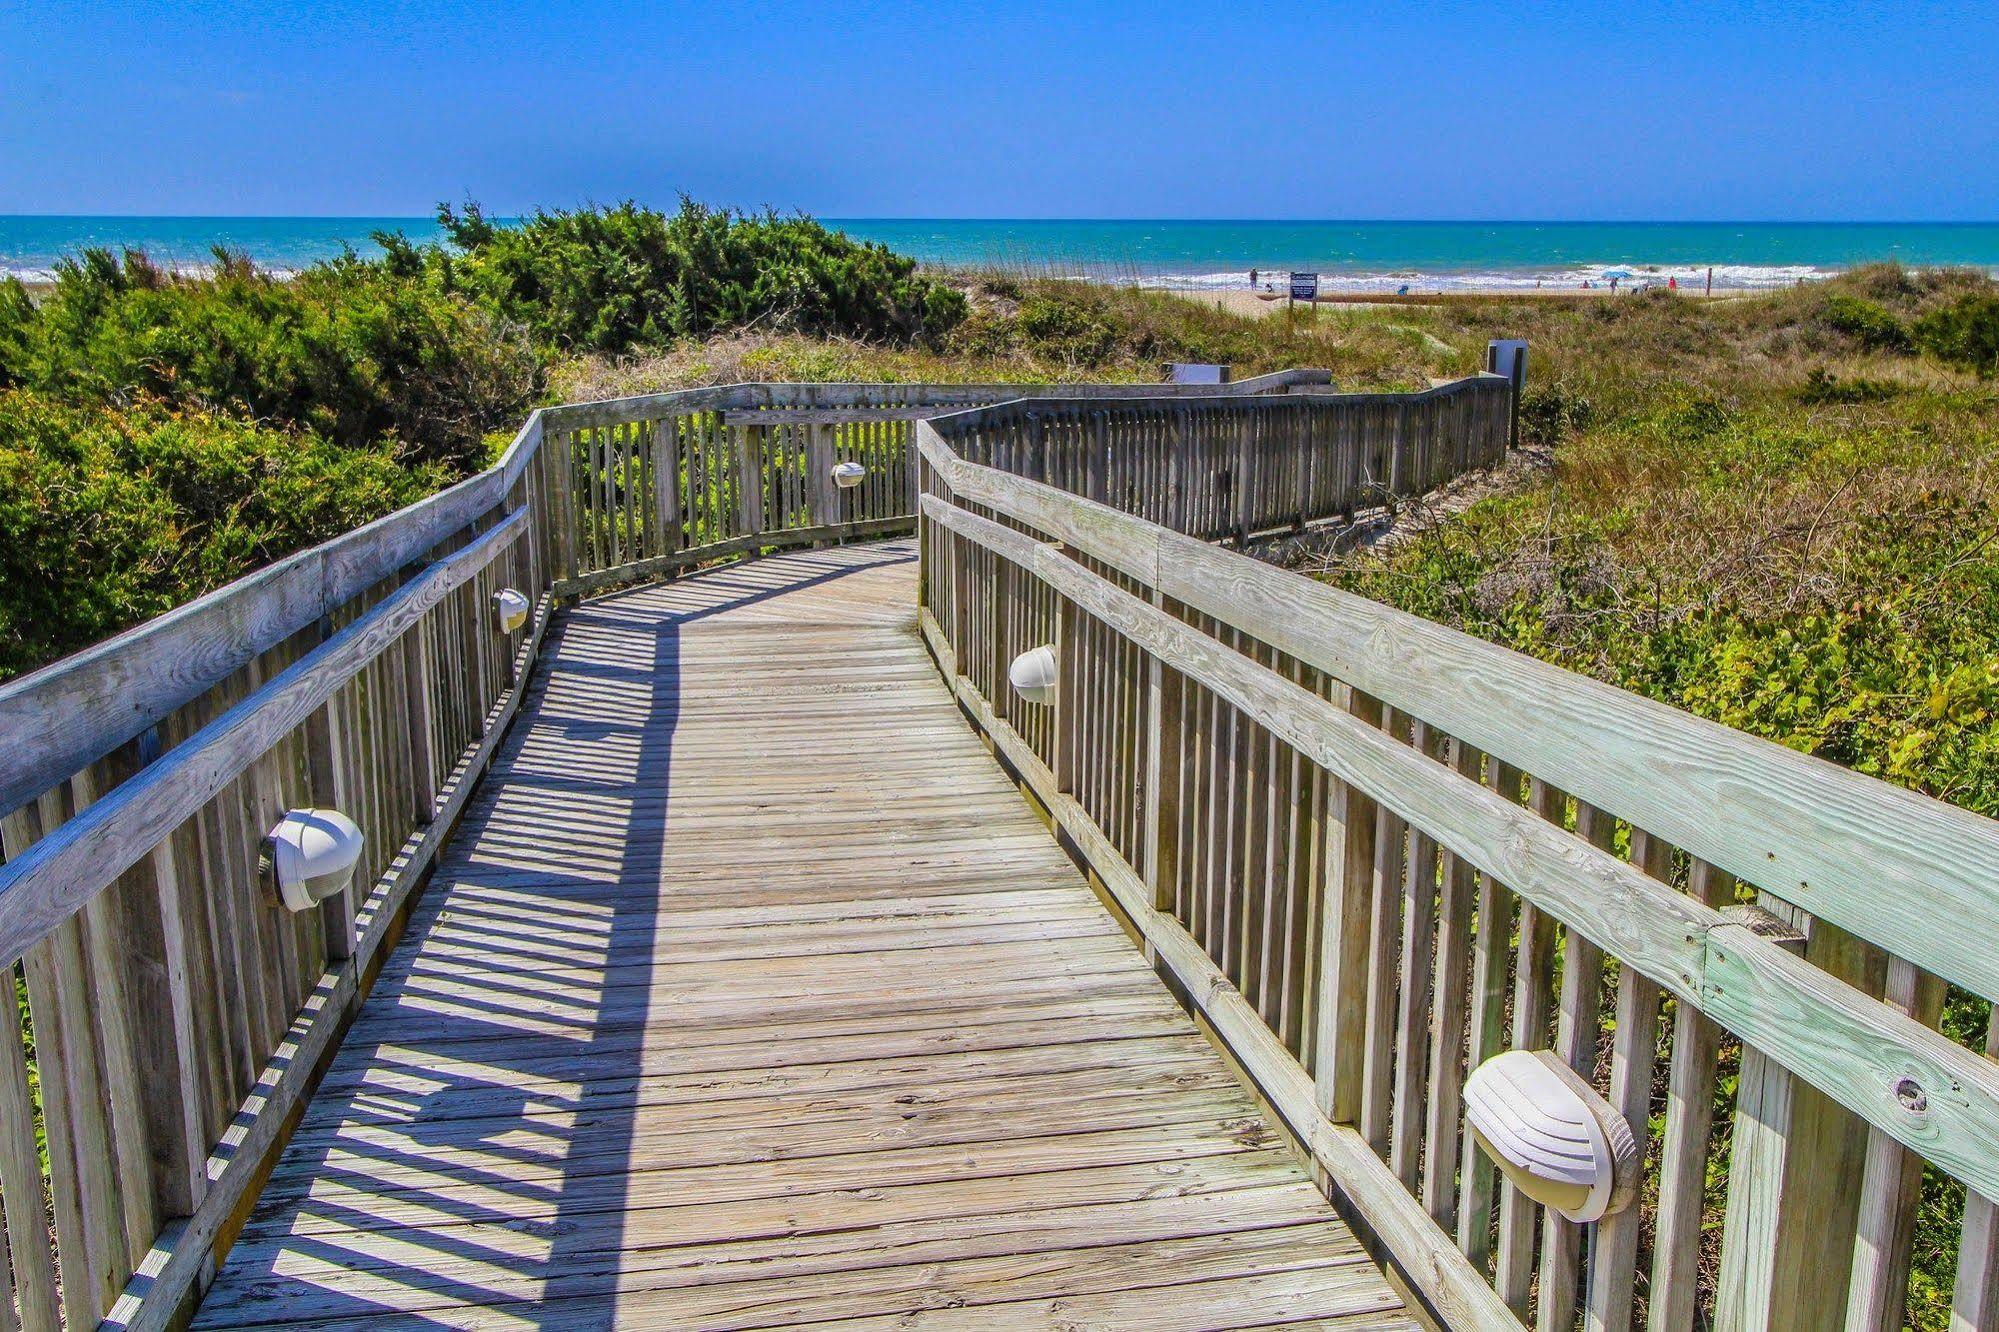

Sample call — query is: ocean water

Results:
[3,216,1996,292]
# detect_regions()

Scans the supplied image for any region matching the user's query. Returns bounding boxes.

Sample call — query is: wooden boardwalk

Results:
[194,541,1411,1331]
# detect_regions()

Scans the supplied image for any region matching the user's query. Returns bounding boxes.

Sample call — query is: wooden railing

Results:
[0,405,564,1331]
[537,368,1341,596]
[0,367,1389,1330]
[933,375,1511,545]
[915,396,1999,1332]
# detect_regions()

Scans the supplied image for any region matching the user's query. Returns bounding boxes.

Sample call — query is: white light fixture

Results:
[1009,645,1058,705]
[831,461,866,490]
[261,809,365,913]
[493,587,530,633]
[1464,1050,1637,1223]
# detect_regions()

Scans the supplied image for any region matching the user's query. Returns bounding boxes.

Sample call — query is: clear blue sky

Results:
[3,0,1994,220]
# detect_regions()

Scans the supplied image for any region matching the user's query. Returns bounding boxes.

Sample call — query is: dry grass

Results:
[549,272,1453,403]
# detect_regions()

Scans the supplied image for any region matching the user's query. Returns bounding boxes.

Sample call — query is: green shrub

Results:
[1820,293,1913,353]
[0,248,540,471]
[1797,366,1903,404]
[428,199,967,353]
[1519,381,1596,444]
[0,392,447,680]
[1914,294,1999,376]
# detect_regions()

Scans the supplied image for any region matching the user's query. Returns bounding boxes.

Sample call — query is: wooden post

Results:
[1717,904,1878,1332]
[734,423,765,547]
[1052,589,1078,796]
[1953,1015,1999,1328]
[551,425,577,587]
[1313,688,1381,1126]
[304,617,357,962]
[1141,588,1183,927]
[654,416,683,555]
[1847,956,1946,1329]
[400,620,439,825]
[1234,410,1252,546]
[1291,402,1310,532]
[808,421,837,544]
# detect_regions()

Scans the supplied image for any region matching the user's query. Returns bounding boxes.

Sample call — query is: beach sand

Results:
[1166,286,1733,319]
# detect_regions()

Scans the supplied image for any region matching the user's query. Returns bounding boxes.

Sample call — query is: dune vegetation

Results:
[0,201,965,678]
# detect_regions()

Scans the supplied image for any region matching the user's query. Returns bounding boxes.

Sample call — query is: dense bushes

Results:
[0,392,446,678]
[1812,276,1999,375]
[0,248,540,471]
[423,200,967,353]
[0,200,991,681]
[1820,292,1912,352]
[1914,293,1999,374]
[1518,381,1597,444]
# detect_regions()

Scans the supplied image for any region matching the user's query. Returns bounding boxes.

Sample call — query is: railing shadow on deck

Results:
[201,544,919,1328]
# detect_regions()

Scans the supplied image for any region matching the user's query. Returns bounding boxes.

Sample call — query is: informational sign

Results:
[1289,272,1319,302]
[1167,362,1230,385]
[1487,339,1528,385]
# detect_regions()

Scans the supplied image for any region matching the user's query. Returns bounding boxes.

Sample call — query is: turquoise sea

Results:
[4,216,1997,292]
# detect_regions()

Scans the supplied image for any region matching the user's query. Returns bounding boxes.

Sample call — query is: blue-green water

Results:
[4,216,1997,292]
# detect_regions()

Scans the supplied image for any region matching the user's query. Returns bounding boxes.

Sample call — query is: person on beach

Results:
[1249,268,1258,290]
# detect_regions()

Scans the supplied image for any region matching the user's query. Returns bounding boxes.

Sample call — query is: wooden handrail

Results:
[0,510,524,965]
[924,431,1999,1006]
[921,489,1999,1200]
[536,370,1348,598]
[914,398,1999,1330]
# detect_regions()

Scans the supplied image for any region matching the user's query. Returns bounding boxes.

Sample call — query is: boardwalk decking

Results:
[194,541,1411,1330]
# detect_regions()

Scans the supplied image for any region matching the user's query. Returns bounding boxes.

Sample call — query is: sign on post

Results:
[1167,363,1230,385]
[1486,339,1527,384]
[1289,272,1319,303]
[1486,339,1529,449]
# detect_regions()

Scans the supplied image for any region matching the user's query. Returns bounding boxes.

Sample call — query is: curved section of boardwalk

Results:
[194,541,1410,1330]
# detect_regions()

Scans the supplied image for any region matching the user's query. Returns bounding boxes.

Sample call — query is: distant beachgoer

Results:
[1397,284,1409,296]
[1249,268,1258,289]
[1668,276,1678,290]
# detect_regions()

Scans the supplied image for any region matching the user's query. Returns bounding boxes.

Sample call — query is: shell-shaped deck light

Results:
[1464,1050,1637,1223]
[261,809,365,914]
[1009,645,1058,705]
[831,460,867,490]
[493,587,531,634]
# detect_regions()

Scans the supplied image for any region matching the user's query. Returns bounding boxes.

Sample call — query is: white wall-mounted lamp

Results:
[1464,1049,1637,1223]
[261,809,365,913]
[831,461,866,490]
[1009,645,1058,705]
[493,587,531,633]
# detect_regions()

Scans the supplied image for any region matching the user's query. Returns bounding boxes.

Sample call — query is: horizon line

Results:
[3,213,1999,227]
